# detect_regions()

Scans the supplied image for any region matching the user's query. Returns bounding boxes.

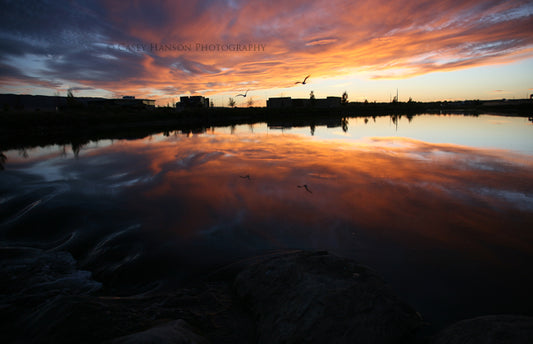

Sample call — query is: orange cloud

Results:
[1,0,532,101]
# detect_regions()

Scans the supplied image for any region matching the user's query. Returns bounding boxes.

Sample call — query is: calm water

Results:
[1,114,533,330]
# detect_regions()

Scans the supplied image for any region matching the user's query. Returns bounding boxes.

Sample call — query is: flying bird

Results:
[295,75,310,85]
[236,90,250,97]
[297,184,312,193]
[240,174,251,180]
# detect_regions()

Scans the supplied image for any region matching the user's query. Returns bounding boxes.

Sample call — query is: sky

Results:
[1,0,532,106]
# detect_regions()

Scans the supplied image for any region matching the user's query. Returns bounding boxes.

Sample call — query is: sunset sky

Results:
[1,0,532,106]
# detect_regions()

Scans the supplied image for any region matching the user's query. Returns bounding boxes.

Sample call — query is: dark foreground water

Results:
[1,114,533,340]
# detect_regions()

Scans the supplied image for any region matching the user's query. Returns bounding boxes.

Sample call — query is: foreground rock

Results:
[6,247,530,343]
[0,247,253,343]
[109,319,209,344]
[432,315,533,344]
[0,247,103,343]
[234,250,423,344]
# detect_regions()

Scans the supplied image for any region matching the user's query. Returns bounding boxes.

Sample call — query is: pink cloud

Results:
[1,0,532,99]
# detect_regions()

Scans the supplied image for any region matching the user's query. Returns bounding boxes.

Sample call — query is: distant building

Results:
[177,96,210,108]
[266,97,292,108]
[321,97,342,108]
[0,94,154,111]
[291,98,310,107]
[88,97,155,109]
[117,97,155,108]
[266,96,341,108]
[0,94,64,111]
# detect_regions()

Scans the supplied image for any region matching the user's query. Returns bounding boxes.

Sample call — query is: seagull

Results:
[236,90,250,97]
[240,174,251,180]
[297,184,312,193]
[295,75,310,85]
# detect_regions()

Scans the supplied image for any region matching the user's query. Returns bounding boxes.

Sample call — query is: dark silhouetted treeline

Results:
[1,97,531,152]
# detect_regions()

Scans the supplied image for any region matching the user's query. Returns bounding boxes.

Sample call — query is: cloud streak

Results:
[0,0,532,100]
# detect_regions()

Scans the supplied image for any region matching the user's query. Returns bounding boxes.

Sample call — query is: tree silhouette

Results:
[341,118,348,132]
[310,91,315,100]
[54,90,61,111]
[67,89,75,104]
[66,89,81,108]
[247,96,254,107]
[228,97,236,107]
[71,142,84,158]
[341,91,348,105]
[0,152,6,170]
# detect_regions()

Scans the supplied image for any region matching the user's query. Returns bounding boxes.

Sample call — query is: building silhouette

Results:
[267,96,341,108]
[0,94,155,111]
[177,96,210,108]
[88,96,155,109]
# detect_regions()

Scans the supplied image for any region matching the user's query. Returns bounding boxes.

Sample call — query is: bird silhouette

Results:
[236,90,250,97]
[240,174,251,180]
[297,184,312,193]
[295,75,310,85]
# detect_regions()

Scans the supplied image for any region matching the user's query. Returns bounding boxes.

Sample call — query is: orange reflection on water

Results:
[95,134,533,261]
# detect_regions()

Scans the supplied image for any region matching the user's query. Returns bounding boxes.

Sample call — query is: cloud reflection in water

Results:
[2,132,533,326]
[73,133,531,261]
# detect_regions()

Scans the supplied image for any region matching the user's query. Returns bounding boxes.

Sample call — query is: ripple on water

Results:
[0,182,70,227]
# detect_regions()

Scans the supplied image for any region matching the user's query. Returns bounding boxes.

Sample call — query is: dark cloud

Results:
[159,86,183,95]
[0,0,532,98]
[0,0,115,45]
[0,61,62,88]
[42,46,146,82]
[0,35,49,57]
[169,57,220,75]
[0,62,26,78]
[68,86,94,91]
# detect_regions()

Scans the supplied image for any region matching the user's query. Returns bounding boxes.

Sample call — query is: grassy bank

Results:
[1,101,531,152]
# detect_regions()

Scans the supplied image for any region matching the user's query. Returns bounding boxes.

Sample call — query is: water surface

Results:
[1,113,533,330]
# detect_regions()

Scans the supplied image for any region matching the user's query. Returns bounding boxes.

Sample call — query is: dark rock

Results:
[432,315,533,344]
[0,247,101,296]
[0,247,102,343]
[11,247,530,344]
[234,250,422,344]
[108,319,209,344]
[2,281,254,344]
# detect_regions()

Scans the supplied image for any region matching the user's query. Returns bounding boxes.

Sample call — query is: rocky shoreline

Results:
[2,249,532,343]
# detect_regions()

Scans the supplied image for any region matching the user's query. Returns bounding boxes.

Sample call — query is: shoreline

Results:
[1,108,531,152]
